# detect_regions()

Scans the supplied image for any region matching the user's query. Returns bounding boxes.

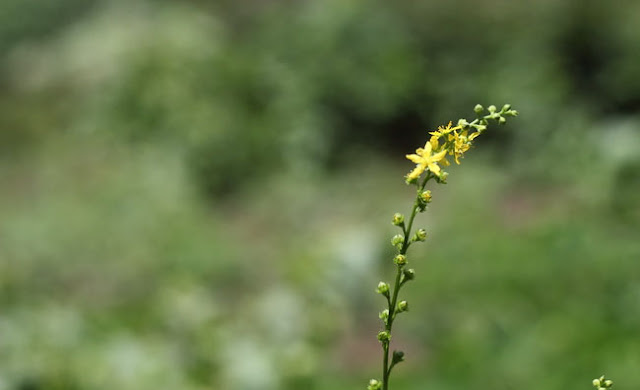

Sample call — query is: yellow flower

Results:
[429,122,462,139]
[448,129,481,164]
[406,140,448,180]
[429,135,439,151]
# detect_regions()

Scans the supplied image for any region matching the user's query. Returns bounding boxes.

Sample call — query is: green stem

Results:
[382,340,390,387]
[382,174,430,390]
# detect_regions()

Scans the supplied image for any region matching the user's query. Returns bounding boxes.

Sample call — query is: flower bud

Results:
[379,309,389,323]
[397,300,409,312]
[377,331,391,343]
[392,350,405,364]
[392,213,405,226]
[414,228,427,242]
[435,171,448,184]
[377,282,390,297]
[391,234,404,248]
[488,105,497,113]
[472,123,487,132]
[474,104,484,114]
[420,190,432,203]
[457,119,469,129]
[394,254,407,266]
[498,116,507,125]
[502,104,511,111]
[402,268,415,282]
[405,175,418,185]
[593,376,612,389]
[368,379,382,390]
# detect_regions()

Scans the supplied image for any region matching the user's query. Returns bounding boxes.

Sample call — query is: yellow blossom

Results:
[448,129,481,164]
[429,135,439,151]
[429,122,462,139]
[406,140,448,180]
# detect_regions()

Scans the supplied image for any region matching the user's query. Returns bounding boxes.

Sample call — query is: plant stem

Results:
[382,175,430,390]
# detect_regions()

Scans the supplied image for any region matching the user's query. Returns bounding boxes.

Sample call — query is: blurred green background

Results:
[1,0,640,389]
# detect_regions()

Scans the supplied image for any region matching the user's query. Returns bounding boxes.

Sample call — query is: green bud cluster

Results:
[393,254,407,266]
[420,191,432,202]
[465,103,518,133]
[392,213,405,226]
[413,228,427,242]
[377,282,390,297]
[391,234,404,249]
[401,268,415,284]
[593,376,613,390]
[417,190,432,212]
[405,175,419,185]
[377,331,391,343]
[379,309,390,324]
[368,379,382,390]
[434,171,448,184]
[391,350,404,365]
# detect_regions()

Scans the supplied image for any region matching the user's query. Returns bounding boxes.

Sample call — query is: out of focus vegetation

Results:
[1,0,639,389]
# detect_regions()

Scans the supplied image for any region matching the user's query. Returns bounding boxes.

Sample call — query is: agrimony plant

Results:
[367,104,519,390]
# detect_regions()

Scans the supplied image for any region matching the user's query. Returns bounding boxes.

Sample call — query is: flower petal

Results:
[406,154,424,164]
[407,165,424,180]
[431,149,448,162]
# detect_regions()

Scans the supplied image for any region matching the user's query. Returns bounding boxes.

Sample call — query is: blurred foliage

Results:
[1,0,639,389]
